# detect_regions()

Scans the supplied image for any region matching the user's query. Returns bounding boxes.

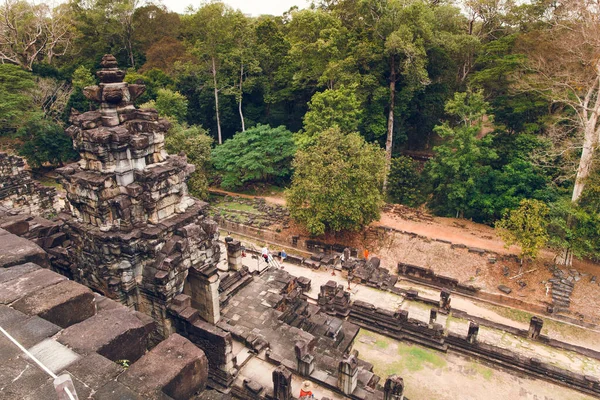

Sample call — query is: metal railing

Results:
[0,325,78,400]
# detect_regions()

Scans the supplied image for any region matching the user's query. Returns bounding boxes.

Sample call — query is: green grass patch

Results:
[488,305,533,324]
[468,362,493,380]
[374,338,389,349]
[354,329,447,377]
[236,184,286,196]
[36,176,62,189]
[218,202,258,213]
[398,345,447,371]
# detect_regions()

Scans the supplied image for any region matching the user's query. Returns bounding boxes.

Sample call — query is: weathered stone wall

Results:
[0,152,58,217]
[54,55,222,342]
[59,205,220,340]
[168,294,236,390]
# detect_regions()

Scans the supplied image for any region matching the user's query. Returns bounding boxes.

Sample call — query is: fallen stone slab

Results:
[0,268,66,304]
[118,333,208,400]
[57,307,155,363]
[11,280,96,328]
[65,353,124,392]
[93,380,153,400]
[0,230,48,268]
[0,215,31,236]
[0,305,61,348]
[0,262,40,283]
[468,247,486,255]
[498,285,512,294]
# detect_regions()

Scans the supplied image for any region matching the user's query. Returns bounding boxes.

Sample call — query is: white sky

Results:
[160,0,312,16]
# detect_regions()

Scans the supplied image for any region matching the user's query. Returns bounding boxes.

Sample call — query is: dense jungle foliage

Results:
[0,0,598,257]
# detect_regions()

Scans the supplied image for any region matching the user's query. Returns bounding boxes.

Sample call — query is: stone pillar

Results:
[439,289,451,313]
[467,321,479,344]
[225,238,243,271]
[429,309,437,327]
[394,309,409,323]
[295,341,315,376]
[337,351,359,395]
[272,365,292,400]
[528,316,543,340]
[384,375,404,400]
[185,265,220,324]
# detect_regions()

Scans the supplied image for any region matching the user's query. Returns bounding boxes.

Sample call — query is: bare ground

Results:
[353,329,596,400]
[211,190,600,323]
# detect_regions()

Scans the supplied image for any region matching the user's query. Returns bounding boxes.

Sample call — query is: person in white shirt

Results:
[261,246,269,264]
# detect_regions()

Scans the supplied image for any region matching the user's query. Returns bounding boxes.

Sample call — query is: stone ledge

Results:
[118,333,208,400]
[0,230,49,268]
[11,280,96,328]
[57,307,155,363]
[0,268,66,304]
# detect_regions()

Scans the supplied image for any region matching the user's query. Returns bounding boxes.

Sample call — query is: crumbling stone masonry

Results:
[384,375,405,400]
[0,152,58,217]
[0,231,209,400]
[56,55,221,340]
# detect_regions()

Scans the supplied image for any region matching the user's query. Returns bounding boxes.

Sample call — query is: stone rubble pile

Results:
[0,152,58,217]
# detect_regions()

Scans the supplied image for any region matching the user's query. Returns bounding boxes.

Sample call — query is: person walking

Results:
[261,245,269,264]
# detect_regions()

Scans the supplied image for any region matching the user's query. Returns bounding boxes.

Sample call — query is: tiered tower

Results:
[56,55,221,340]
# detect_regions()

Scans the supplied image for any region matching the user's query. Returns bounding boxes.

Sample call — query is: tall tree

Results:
[520,0,600,264]
[183,2,242,144]
[0,63,35,134]
[362,0,435,191]
[0,0,75,70]
[287,127,386,236]
[301,85,362,142]
[496,198,550,264]
[427,90,497,217]
[223,13,260,132]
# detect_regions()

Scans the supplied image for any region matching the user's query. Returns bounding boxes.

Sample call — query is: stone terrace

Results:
[0,228,209,400]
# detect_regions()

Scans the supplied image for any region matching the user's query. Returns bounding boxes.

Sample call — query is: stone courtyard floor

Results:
[220,242,600,398]
[352,329,596,400]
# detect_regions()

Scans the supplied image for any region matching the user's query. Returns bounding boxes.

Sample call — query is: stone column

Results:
[295,341,315,376]
[394,309,409,324]
[225,238,243,271]
[439,289,451,313]
[467,321,479,344]
[338,351,359,395]
[528,316,543,340]
[185,265,220,324]
[429,309,437,327]
[384,375,404,400]
[272,365,292,400]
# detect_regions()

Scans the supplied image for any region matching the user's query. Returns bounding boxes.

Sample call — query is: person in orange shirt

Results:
[363,249,369,260]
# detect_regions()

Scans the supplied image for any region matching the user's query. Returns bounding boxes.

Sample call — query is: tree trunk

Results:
[239,62,245,132]
[571,112,598,202]
[212,56,222,145]
[127,35,135,69]
[555,113,598,267]
[555,247,573,267]
[382,56,396,193]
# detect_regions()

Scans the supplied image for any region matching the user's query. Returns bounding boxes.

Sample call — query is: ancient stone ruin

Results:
[0,152,58,217]
[56,54,221,338]
[3,54,600,400]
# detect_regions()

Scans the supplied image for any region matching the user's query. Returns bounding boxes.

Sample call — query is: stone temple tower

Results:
[56,55,221,340]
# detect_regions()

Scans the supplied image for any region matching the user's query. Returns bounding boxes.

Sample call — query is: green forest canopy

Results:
[1,0,599,260]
